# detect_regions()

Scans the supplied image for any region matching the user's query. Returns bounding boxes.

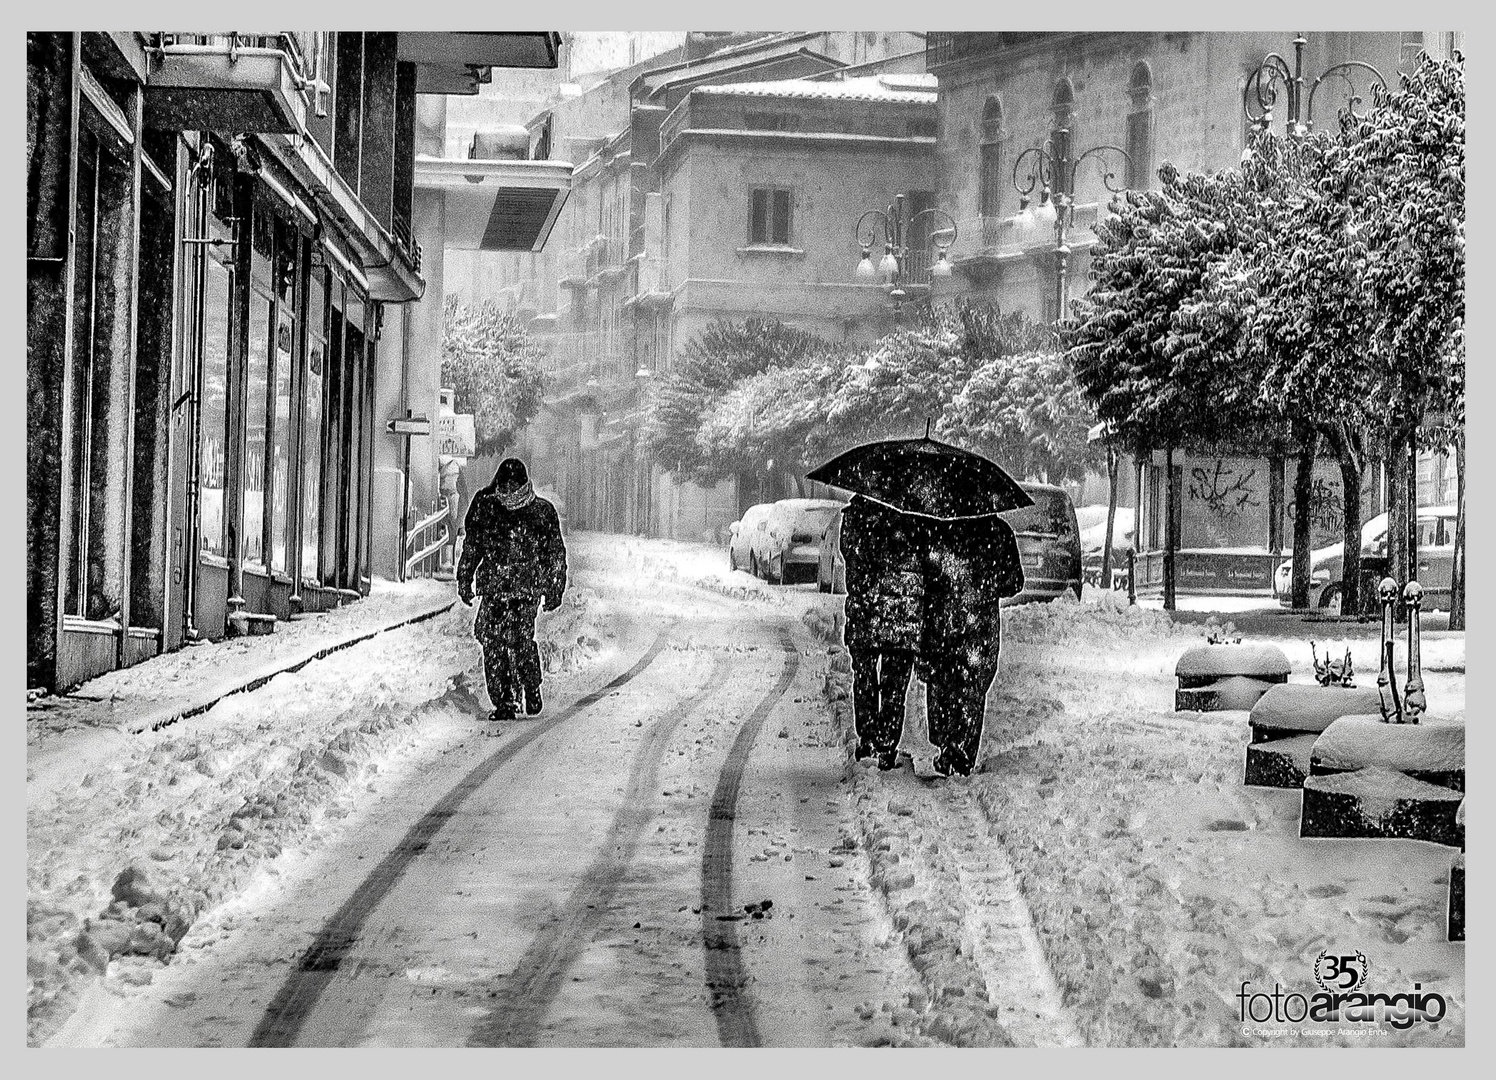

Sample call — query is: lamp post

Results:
[1010,132,1133,323]
[1243,34,1386,136]
[853,193,959,320]
[1244,36,1403,607]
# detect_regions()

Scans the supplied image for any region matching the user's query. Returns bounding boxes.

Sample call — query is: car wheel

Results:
[1319,584,1342,615]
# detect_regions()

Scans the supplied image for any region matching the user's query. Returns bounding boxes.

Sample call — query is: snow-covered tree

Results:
[441,296,547,457]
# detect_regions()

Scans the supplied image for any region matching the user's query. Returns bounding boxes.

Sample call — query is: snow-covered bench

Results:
[1299,766,1464,847]
[1242,684,1382,789]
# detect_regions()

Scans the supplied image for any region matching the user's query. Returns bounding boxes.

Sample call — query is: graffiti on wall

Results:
[1286,475,1346,546]
[1188,460,1262,518]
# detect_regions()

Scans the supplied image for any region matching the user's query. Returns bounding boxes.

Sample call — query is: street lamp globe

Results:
[855,247,879,281]
[878,245,899,282]
[930,248,953,277]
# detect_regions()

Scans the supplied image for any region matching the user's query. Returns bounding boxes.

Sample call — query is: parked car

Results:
[753,498,844,584]
[818,508,847,594]
[999,483,1084,604]
[816,484,1083,602]
[727,503,774,574]
[1273,505,1458,612]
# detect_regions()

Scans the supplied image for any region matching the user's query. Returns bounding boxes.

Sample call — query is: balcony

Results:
[925,32,1054,72]
[414,155,573,253]
[143,33,316,133]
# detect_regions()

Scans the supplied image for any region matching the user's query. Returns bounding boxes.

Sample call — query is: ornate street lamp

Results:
[1243,34,1386,135]
[1010,131,1133,321]
[853,193,959,316]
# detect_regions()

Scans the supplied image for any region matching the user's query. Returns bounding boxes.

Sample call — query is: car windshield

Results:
[1004,490,1074,539]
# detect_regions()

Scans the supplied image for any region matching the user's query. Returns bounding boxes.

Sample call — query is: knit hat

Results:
[492,457,534,510]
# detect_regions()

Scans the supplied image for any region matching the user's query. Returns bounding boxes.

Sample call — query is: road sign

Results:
[436,413,476,458]
[387,416,431,436]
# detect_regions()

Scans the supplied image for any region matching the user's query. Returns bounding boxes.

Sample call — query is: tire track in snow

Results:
[248,629,672,1048]
[700,629,801,1047]
[920,784,1084,1047]
[468,649,730,1047]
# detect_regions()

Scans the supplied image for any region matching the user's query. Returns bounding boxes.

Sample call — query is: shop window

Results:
[302,268,327,582]
[65,104,134,623]
[749,187,792,245]
[270,309,294,574]
[243,287,272,568]
[199,242,232,559]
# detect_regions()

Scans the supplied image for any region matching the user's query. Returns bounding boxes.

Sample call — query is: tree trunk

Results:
[1325,422,1364,617]
[1163,445,1177,612]
[1101,444,1119,589]
[1290,424,1316,610]
[1450,436,1465,631]
[1386,428,1408,624]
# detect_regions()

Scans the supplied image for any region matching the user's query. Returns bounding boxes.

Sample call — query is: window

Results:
[1052,77,1075,133]
[302,267,326,582]
[979,95,1004,220]
[749,187,792,245]
[1126,61,1154,190]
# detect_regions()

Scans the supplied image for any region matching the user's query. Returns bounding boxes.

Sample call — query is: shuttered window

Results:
[749,187,792,245]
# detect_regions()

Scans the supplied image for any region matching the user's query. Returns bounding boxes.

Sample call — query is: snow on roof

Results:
[693,72,937,104]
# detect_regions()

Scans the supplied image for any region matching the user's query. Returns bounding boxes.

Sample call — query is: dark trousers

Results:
[850,646,915,754]
[476,597,542,711]
[925,653,999,773]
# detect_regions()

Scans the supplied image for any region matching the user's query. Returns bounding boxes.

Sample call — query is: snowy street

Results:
[29,534,1464,1048]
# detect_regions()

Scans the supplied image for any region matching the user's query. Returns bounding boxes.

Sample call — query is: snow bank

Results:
[27,588,608,1047]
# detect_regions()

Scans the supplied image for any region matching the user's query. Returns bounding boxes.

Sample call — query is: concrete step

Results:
[1176,675,1277,712]
[1310,715,1464,791]
[226,611,277,637]
[1249,684,1384,743]
[1244,732,1318,789]
[1176,642,1290,690]
[1300,766,1464,847]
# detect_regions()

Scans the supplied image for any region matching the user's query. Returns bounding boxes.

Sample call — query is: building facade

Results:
[925,31,1459,596]
[27,31,564,691]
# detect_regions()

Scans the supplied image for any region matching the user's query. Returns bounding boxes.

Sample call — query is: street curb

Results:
[124,598,459,734]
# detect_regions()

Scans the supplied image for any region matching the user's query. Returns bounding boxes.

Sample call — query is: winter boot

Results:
[523,684,543,716]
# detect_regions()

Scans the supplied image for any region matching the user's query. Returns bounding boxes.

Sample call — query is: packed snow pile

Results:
[608,534,787,605]
[1001,592,1208,646]
[27,587,609,1047]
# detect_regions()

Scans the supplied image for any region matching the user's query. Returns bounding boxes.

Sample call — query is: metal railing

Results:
[148,32,328,113]
[404,495,454,579]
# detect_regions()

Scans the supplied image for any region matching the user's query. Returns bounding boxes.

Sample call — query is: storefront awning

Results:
[414,156,572,252]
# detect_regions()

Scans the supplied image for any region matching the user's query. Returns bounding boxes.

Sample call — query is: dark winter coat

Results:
[839,495,929,652]
[457,487,567,606]
[920,514,1024,667]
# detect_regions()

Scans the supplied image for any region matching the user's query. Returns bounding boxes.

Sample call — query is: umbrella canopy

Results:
[807,435,1033,519]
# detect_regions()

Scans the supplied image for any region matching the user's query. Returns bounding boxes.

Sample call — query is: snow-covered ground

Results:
[29,531,1464,1047]
[631,536,1466,1047]
[26,584,609,1047]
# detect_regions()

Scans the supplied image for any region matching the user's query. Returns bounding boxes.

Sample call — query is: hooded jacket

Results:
[457,466,567,606]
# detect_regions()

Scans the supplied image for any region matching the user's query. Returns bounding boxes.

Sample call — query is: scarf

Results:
[494,479,535,511]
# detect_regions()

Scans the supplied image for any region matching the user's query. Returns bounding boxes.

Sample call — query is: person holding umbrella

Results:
[809,427,1029,776]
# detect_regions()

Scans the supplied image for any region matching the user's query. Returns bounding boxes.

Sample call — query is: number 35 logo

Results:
[1314,950,1370,991]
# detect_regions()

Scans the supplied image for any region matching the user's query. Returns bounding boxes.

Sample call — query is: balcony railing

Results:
[925,32,1051,70]
[144,32,327,133]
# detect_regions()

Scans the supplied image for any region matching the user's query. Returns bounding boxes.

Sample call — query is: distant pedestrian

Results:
[457,458,568,721]
[839,495,928,770]
[919,513,1024,776]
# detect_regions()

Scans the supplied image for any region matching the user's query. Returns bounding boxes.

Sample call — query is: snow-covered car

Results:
[727,503,774,574]
[999,483,1083,604]
[1273,505,1457,612]
[753,498,844,584]
[817,508,847,594]
[1077,505,1135,588]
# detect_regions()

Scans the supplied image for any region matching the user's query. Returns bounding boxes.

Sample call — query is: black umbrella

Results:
[807,433,1033,519]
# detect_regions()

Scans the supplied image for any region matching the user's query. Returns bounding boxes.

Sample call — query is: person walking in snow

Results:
[917,513,1024,776]
[838,494,929,770]
[457,458,568,722]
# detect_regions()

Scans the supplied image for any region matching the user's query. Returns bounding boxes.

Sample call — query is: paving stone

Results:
[1300,766,1464,847]
[1244,733,1318,788]
[1249,684,1384,742]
